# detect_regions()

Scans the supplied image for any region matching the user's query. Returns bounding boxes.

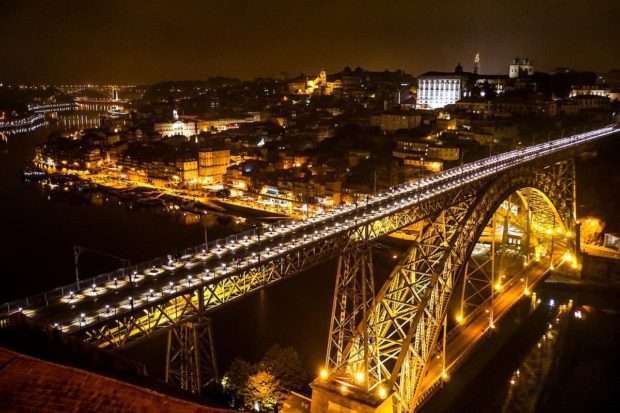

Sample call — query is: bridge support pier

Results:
[310,380,392,413]
[165,315,218,394]
[540,159,581,277]
[325,228,376,378]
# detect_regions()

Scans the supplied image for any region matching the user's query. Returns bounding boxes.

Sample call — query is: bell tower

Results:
[474,52,480,75]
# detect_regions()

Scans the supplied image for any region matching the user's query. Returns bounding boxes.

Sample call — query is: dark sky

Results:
[1,0,619,84]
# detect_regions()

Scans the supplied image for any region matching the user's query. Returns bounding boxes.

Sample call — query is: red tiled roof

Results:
[0,348,234,413]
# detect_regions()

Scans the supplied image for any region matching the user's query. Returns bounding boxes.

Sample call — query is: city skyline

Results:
[1,0,619,84]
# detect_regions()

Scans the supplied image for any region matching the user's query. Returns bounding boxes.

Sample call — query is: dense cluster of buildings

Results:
[30,55,619,210]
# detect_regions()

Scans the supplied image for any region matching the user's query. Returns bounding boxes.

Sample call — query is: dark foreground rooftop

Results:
[0,347,232,412]
[0,314,234,413]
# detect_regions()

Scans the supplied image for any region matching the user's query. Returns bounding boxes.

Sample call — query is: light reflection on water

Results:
[57,113,101,129]
[500,298,572,413]
[0,110,109,140]
[421,285,620,413]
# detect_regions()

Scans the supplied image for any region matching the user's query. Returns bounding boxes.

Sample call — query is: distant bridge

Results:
[28,102,78,114]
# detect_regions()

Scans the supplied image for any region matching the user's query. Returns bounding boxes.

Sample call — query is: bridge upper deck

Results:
[2,126,617,339]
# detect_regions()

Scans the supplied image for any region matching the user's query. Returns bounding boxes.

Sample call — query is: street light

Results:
[254,224,261,263]
[460,149,468,166]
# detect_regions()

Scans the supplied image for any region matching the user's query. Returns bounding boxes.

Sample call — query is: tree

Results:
[220,345,309,410]
[222,357,255,407]
[259,344,308,393]
[242,370,283,411]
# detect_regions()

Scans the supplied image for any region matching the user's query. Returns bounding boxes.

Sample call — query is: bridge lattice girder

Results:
[74,175,487,348]
[76,155,576,352]
[329,159,576,412]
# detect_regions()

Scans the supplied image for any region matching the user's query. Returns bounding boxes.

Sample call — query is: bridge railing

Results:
[0,218,302,318]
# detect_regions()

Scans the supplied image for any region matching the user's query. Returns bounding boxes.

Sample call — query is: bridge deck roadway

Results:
[415,254,559,406]
[3,126,617,336]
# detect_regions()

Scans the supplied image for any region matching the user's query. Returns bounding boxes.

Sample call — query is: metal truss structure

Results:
[165,315,218,393]
[325,159,579,412]
[326,237,376,385]
[61,140,585,400]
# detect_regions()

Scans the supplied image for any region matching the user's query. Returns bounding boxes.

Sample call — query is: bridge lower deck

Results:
[415,254,560,406]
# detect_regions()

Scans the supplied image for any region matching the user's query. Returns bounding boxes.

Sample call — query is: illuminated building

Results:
[225,166,251,191]
[369,111,422,131]
[604,233,620,250]
[116,155,199,186]
[198,149,230,184]
[276,178,342,206]
[402,157,443,172]
[569,85,611,98]
[198,114,259,133]
[154,109,258,138]
[417,63,473,109]
[276,154,310,170]
[154,120,199,138]
[287,69,343,95]
[454,97,493,117]
[394,140,460,162]
[474,75,507,96]
[509,57,534,78]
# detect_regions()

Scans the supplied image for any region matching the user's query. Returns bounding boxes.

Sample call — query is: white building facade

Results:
[509,57,534,78]
[154,120,198,138]
[417,67,472,110]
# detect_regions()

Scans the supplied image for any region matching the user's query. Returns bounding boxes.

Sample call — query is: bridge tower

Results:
[165,314,219,393]
[313,158,580,412]
[164,286,220,394]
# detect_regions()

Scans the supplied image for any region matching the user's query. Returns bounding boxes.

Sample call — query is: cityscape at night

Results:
[1,1,620,412]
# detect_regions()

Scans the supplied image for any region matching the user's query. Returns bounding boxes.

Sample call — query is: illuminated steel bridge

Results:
[1,125,618,410]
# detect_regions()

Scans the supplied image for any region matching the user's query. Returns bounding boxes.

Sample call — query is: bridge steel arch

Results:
[317,159,577,413]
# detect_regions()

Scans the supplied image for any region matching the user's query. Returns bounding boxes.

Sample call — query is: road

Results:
[415,256,554,405]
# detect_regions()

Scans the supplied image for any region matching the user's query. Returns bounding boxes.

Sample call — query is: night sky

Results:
[1,0,619,84]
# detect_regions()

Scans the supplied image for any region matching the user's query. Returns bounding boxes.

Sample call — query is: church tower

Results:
[474,53,480,75]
